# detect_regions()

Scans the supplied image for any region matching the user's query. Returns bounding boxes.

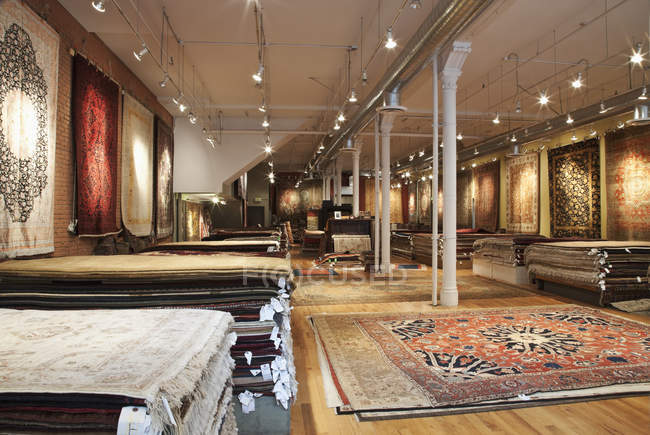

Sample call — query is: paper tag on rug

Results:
[278,277,286,289]
[259,304,275,321]
[271,298,284,313]
[271,326,279,341]
[250,369,261,376]
[238,391,255,414]
[245,351,252,365]
[261,363,273,381]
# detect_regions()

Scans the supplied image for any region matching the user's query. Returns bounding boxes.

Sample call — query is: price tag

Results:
[261,363,272,381]
[244,351,252,365]
[259,304,275,321]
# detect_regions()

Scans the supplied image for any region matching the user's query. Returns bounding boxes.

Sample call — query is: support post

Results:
[432,49,439,306]
[352,148,360,217]
[441,41,471,307]
[335,157,343,206]
[380,113,396,274]
[374,115,380,273]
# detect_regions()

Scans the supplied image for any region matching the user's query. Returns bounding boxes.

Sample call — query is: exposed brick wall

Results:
[22,0,173,257]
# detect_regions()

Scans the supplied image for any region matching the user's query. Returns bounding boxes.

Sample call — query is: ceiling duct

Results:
[306,0,495,173]
[627,104,650,126]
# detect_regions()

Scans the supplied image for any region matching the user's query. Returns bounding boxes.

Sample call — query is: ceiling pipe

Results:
[305,0,495,174]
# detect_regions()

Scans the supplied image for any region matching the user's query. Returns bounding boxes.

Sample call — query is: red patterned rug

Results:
[312,305,650,417]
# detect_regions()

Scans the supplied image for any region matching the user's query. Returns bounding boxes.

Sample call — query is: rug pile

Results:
[311,305,650,420]
[0,309,236,433]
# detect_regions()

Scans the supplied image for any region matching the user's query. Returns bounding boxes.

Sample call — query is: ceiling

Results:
[62,0,649,173]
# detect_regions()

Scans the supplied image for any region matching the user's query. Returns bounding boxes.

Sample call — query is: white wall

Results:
[173,116,305,195]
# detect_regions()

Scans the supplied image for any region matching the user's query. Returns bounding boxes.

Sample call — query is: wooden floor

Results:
[288,251,650,435]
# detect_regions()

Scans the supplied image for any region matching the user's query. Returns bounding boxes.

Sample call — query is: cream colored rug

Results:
[0,309,235,434]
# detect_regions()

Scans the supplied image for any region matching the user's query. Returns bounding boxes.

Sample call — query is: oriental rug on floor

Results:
[311,305,649,419]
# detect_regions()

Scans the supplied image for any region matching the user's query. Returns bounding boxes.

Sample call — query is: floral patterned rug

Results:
[311,305,650,417]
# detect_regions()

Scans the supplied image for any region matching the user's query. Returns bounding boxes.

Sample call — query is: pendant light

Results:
[385,28,397,49]
[91,0,106,12]
[133,44,148,62]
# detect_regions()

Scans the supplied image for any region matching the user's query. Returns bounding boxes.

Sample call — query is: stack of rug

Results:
[0,309,237,434]
[0,255,298,418]
[314,252,364,270]
[525,241,650,305]
[331,234,371,254]
[140,240,287,258]
[203,228,281,241]
[302,229,325,252]
[391,232,414,259]
[311,305,650,420]
[413,230,501,268]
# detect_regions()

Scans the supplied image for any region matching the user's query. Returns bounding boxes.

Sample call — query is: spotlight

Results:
[361,70,368,86]
[172,93,182,106]
[421,176,426,181]
[409,0,422,8]
[492,157,497,162]
[396,162,400,167]
[456,133,463,140]
[268,171,275,179]
[474,147,479,155]
[617,120,624,129]
[319,144,325,150]
[264,144,272,154]
[333,122,341,130]
[178,103,186,113]
[188,112,197,124]
[571,132,577,142]
[202,127,207,134]
[515,100,521,113]
[599,101,608,114]
[159,74,169,88]
[492,113,500,124]
[538,93,549,105]
[405,171,410,177]
[262,116,270,128]
[397,183,401,188]
[428,175,433,179]
[461,166,465,171]
[589,128,597,137]
[630,43,644,65]
[471,163,477,168]
[133,45,148,62]
[258,101,267,112]
[409,154,414,161]
[510,134,517,142]
[268,161,273,167]
[639,86,648,100]
[566,114,574,124]
[385,28,397,49]
[439,143,443,148]
[337,112,345,122]
[252,65,264,83]
[206,136,215,148]
[92,0,106,13]
[571,72,583,89]
[348,89,358,103]
[418,150,425,157]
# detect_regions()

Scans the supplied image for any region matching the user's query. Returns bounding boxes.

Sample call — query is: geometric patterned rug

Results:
[311,305,650,418]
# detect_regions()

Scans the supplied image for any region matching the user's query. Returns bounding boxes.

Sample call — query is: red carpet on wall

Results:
[506,153,539,233]
[73,55,119,236]
[457,170,473,229]
[473,160,500,232]
[605,126,650,241]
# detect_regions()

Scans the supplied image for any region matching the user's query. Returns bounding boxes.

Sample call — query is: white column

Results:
[441,41,471,307]
[380,113,396,274]
[432,49,439,306]
[374,115,380,273]
[335,157,343,206]
[352,148,360,217]
[322,174,328,201]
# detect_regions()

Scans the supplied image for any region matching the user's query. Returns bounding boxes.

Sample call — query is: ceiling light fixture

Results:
[456,133,463,140]
[571,132,578,141]
[589,128,597,136]
[571,72,583,89]
[178,103,186,113]
[492,113,500,124]
[268,161,274,167]
[348,89,358,103]
[471,163,477,168]
[566,114,574,124]
[409,154,414,161]
[617,120,625,129]
[473,147,479,155]
[337,112,345,122]
[461,166,465,171]
[206,136,215,148]
[439,143,443,148]
[133,44,148,62]
[91,0,106,13]
[405,171,410,177]
[409,0,422,9]
[361,69,368,86]
[159,74,169,88]
[639,86,648,100]
[538,92,549,105]
[252,65,264,83]
[630,43,644,65]
[262,116,270,128]
[188,112,197,124]
[333,122,341,130]
[599,101,608,113]
[264,144,272,153]
[385,28,397,49]
[418,150,425,157]
[510,133,517,142]
[515,100,521,113]
[258,99,267,112]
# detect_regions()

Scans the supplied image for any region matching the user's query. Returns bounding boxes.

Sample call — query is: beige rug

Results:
[611,298,650,317]
[292,274,536,306]
[0,309,235,434]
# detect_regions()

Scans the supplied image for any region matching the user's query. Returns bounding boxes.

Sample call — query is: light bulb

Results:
[571,72,582,89]
[264,145,272,154]
[385,28,397,49]
[418,150,424,157]
[471,163,477,168]
[456,133,463,140]
[571,132,577,141]
[515,100,521,113]
[639,86,647,100]
[262,116,270,128]
[566,114,574,124]
[461,166,465,171]
[492,113,500,124]
[538,93,549,105]
[348,89,358,103]
[159,74,169,87]
[333,122,341,130]
[133,45,148,62]
[178,103,186,113]
[474,147,479,155]
[91,0,106,13]
[258,103,266,112]
[252,65,264,83]
[630,44,644,65]
[589,128,597,137]
[599,101,608,114]
[188,112,197,124]
[510,134,517,142]
[337,112,345,122]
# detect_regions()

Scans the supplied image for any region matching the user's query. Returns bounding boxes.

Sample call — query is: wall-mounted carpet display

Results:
[473,161,499,232]
[276,179,321,221]
[0,0,59,258]
[363,178,403,223]
[457,170,473,228]
[154,119,173,239]
[418,179,432,225]
[183,200,202,241]
[121,94,154,237]
[605,126,650,241]
[408,182,416,223]
[72,55,119,237]
[505,153,539,233]
[548,139,600,238]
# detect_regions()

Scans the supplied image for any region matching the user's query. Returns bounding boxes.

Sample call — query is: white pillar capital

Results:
[379,112,398,135]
